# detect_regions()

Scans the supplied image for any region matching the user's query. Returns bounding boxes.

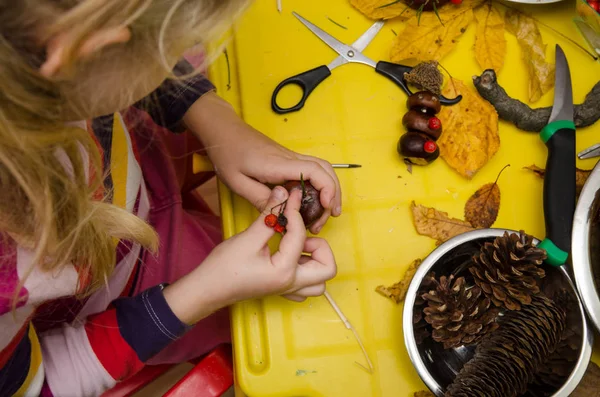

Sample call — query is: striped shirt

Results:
[0,61,215,396]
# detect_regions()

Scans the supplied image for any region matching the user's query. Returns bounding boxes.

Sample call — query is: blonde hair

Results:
[0,0,247,296]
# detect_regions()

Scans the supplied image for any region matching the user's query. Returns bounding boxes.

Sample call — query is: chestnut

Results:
[398,131,440,165]
[402,110,443,140]
[283,179,325,228]
[407,91,441,115]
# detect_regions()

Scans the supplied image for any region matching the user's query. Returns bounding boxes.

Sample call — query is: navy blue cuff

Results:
[114,284,191,362]
[133,60,216,132]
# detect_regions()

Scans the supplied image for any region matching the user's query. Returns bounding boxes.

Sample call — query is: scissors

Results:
[537,44,577,267]
[271,12,462,114]
[577,143,600,159]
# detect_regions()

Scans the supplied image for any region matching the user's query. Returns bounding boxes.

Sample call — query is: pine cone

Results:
[445,295,566,397]
[422,275,499,349]
[414,272,436,344]
[469,231,546,310]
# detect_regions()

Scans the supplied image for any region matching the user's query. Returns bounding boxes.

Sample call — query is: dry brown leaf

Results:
[411,201,475,243]
[376,259,422,303]
[437,78,500,178]
[571,361,600,397]
[350,0,417,20]
[473,2,506,72]
[504,9,555,103]
[464,165,508,228]
[390,2,481,63]
[524,164,592,194]
[414,391,436,397]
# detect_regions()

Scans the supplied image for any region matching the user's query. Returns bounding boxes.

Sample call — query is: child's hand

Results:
[184,93,342,234]
[163,186,337,325]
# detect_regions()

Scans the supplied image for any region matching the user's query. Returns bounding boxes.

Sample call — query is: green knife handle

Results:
[538,121,576,267]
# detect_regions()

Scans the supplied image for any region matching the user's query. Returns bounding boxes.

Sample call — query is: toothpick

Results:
[323,290,374,374]
[276,0,282,13]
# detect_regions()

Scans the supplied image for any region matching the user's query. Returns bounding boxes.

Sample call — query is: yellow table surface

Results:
[204,0,600,395]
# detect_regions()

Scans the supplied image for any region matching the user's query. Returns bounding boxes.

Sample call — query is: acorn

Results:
[402,110,443,140]
[283,179,324,228]
[407,91,441,115]
[398,132,439,165]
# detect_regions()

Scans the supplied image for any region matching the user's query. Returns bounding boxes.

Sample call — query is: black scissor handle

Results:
[271,65,332,114]
[375,61,462,106]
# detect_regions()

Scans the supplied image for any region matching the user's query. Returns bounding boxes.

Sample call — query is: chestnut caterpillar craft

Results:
[398,91,443,166]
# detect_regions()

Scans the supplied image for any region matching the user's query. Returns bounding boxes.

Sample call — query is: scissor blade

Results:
[293,12,351,59]
[548,45,574,124]
[351,20,385,52]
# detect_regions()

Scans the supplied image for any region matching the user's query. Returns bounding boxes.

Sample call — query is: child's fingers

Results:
[244,186,289,245]
[302,238,337,270]
[287,283,327,298]
[282,294,307,302]
[263,159,338,213]
[272,189,305,267]
[298,155,342,216]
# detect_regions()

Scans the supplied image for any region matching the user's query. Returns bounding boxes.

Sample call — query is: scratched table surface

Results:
[205,0,600,395]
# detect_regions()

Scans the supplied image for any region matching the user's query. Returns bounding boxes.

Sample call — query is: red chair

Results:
[100,344,234,397]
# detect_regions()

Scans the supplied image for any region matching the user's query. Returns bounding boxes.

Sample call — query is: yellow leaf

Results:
[375,259,422,304]
[504,9,555,103]
[437,78,500,178]
[350,0,417,20]
[411,201,475,243]
[390,7,475,63]
[473,2,506,72]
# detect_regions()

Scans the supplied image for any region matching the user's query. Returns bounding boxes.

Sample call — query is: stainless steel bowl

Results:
[403,229,593,397]
[572,160,600,333]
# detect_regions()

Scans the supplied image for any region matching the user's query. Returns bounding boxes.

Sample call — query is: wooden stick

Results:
[323,290,374,374]
[276,0,282,13]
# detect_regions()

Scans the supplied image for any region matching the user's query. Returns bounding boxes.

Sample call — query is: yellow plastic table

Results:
[200,0,600,395]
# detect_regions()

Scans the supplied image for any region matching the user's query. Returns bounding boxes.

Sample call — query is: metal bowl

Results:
[403,229,593,397]
[572,160,600,334]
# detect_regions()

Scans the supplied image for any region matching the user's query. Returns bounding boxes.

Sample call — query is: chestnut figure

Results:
[407,0,450,11]
[402,110,443,140]
[398,131,439,165]
[407,91,441,115]
[283,180,324,228]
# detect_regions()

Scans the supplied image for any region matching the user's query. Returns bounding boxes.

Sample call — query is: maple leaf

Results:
[376,259,422,304]
[464,165,509,228]
[504,9,555,103]
[524,164,591,195]
[390,6,476,62]
[437,78,500,178]
[350,0,417,20]
[473,2,506,72]
[411,201,475,244]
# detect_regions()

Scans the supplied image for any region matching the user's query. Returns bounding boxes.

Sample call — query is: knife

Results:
[575,19,600,56]
[538,45,577,267]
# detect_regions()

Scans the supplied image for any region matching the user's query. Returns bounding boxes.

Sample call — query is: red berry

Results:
[428,117,442,130]
[451,0,463,4]
[589,0,600,12]
[424,141,437,153]
[274,223,286,234]
[265,214,278,228]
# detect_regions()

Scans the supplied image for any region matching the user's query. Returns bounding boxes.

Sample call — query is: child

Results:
[0,1,341,396]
